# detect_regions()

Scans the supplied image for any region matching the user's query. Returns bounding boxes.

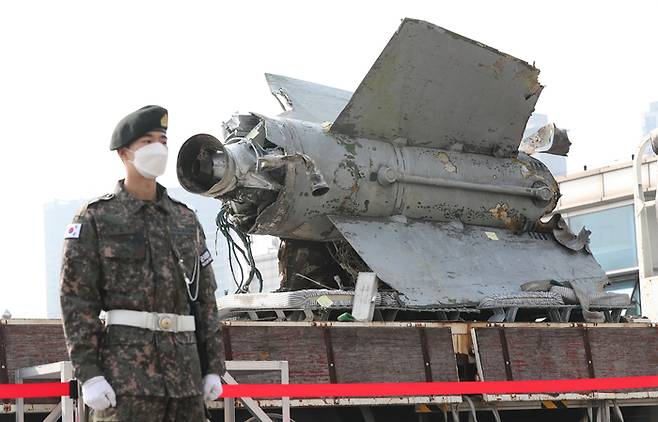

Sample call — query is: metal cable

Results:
[215,204,263,294]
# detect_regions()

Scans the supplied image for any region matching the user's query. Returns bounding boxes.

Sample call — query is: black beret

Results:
[110,105,168,150]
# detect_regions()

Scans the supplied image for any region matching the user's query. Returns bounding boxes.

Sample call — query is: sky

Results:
[1,1,657,317]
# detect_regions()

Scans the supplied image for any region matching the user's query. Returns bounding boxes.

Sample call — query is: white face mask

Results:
[128,143,168,179]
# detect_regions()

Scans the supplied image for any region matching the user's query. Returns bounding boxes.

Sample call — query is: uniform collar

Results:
[114,179,175,215]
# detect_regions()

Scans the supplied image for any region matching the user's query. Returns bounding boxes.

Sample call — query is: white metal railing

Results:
[222,360,291,422]
[14,361,84,422]
[633,130,658,322]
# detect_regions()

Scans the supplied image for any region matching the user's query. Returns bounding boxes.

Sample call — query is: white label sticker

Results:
[64,224,82,239]
[317,296,334,308]
[484,231,499,241]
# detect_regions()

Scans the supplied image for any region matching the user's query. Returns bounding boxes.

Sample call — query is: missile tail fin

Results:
[328,215,605,307]
[265,73,352,123]
[330,18,542,156]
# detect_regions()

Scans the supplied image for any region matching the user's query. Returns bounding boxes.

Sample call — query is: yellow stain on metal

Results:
[488,203,512,225]
[488,202,523,232]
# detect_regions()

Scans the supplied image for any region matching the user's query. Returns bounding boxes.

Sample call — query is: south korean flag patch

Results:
[64,223,82,239]
[199,248,213,268]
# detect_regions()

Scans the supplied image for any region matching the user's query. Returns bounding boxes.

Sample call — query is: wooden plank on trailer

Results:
[473,326,658,402]
[1,323,68,406]
[422,328,461,382]
[220,325,330,385]
[222,325,459,385]
[330,327,457,383]
[474,327,591,381]
[2,324,68,383]
[588,328,658,378]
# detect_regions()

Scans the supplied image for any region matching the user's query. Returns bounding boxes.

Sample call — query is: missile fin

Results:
[265,73,352,123]
[330,18,542,157]
[328,215,605,307]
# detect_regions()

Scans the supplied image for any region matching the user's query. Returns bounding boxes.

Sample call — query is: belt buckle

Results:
[158,315,174,331]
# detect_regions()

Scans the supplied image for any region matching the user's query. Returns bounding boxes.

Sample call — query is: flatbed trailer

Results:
[3,318,658,421]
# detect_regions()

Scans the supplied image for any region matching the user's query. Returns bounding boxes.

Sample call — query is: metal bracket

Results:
[498,329,513,381]
[581,327,596,378]
[419,328,433,382]
[323,328,338,383]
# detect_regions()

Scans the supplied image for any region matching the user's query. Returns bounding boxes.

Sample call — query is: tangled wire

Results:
[215,204,263,294]
[326,241,370,283]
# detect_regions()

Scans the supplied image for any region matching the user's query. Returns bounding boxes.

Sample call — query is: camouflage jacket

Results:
[60,180,224,397]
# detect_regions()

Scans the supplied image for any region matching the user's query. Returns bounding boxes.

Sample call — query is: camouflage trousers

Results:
[91,395,207,422]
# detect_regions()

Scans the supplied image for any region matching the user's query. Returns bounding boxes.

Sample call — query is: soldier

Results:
[60,105,224,421]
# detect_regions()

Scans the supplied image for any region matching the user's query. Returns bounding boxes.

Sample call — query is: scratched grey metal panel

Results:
[330,18,542,156]
[265,73,353,123]
[328,216,605,307]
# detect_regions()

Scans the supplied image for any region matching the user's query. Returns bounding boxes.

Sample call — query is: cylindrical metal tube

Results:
[244,118,559,240]
[384,168,552,200]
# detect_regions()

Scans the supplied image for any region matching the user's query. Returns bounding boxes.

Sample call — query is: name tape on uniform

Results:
[200,248,213,268]
[64,223,82,239]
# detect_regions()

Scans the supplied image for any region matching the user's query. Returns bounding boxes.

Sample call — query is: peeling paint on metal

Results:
[333,166,356,190]
[488,202,522,231]
[335,135,363,156]
[436,152,457,173]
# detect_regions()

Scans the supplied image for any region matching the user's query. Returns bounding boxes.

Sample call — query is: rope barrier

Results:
[0,381,73,399]
[218,375,658,398]
[1,376,658,400]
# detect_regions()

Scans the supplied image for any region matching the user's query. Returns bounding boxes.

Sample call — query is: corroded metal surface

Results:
[329,216,605,307]
[246,118,559,239]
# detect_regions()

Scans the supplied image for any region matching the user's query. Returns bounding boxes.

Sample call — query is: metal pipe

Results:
[612,401,624,422]
[463,396,478,422]
[490,407,501,422]
[377,166,553,201]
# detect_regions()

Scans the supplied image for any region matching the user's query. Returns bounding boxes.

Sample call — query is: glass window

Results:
[568,205,637,272]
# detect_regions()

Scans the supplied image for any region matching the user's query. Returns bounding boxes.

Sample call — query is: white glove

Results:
[81,376,116,411]
[202,373,223,401]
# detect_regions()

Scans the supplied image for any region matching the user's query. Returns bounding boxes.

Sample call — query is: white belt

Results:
[105,310,196,332]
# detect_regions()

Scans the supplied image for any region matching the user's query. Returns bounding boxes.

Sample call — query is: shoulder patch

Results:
[64,223,82,239]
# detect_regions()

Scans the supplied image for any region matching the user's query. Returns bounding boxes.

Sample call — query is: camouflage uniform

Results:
[92,395,205,422]
[60,180,224,421]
